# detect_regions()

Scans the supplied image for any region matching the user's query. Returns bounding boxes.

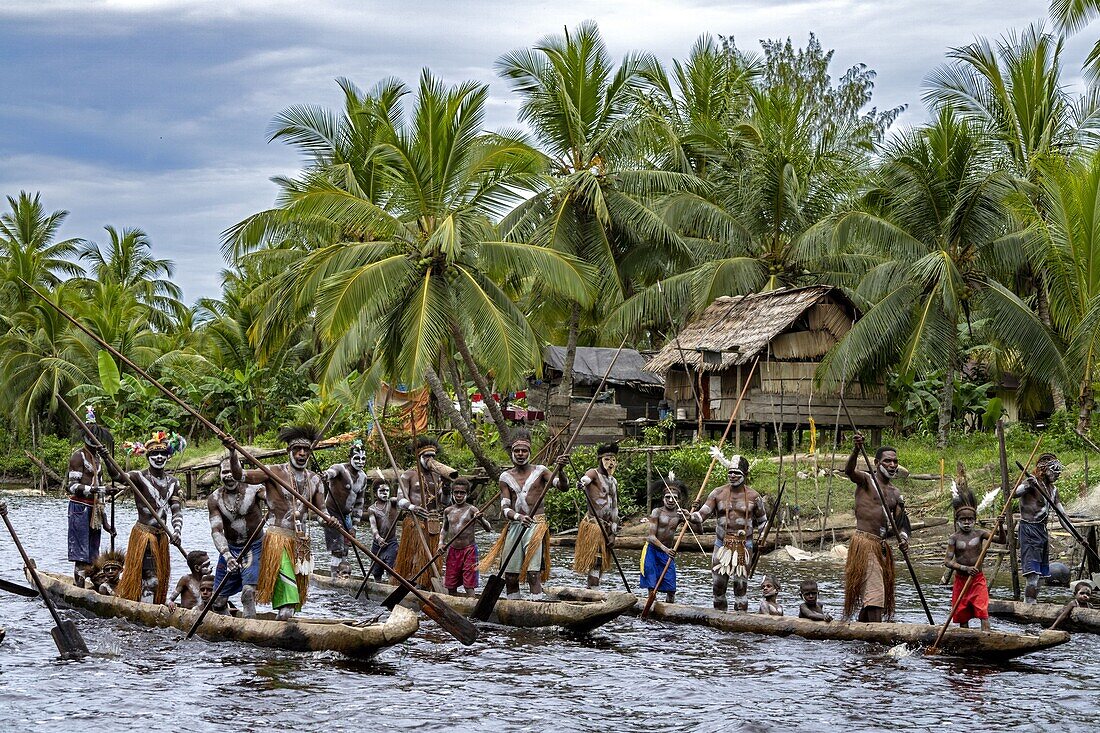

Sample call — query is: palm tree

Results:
[1030,150,1100,431]
[0,191,85,310]
[822,109,1064,446]
[78,225,183,321]
[1051,0,1100,78]
[497,21,700,397]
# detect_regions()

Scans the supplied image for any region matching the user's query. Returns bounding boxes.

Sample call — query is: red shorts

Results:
[952,571,989,623]
[445,544,479,590]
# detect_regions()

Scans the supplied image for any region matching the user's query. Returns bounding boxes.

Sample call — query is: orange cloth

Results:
[951,571,989,623]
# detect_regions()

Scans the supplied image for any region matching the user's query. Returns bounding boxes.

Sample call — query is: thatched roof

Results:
[646,286,855,375]
[543,346,664,388]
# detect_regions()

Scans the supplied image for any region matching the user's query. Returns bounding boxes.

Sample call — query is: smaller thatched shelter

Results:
[646,286,891,446]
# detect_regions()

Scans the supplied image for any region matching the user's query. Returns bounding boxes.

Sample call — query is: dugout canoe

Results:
[34,570,418,659]
[988,598,1100,634]
[549,587,1068,662]
[312,571,636,634]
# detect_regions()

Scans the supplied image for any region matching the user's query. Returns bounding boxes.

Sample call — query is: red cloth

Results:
[951,571,989,623]
[445,544,479,590]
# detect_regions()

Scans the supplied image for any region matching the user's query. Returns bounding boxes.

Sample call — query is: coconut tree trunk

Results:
[449,321,511,444]
[937,332,958,449]
[445,357,472,424]
[423,366,501,477]
[1035,278,1068,412]
[560,301,581,403]
[1078,366,1094,435]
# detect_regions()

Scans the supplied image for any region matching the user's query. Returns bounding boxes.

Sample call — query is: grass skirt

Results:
[116,523,170,604]
[479,516,550,582]
[257,526,309,606]
[394,516,441,587]
[572,515,608,574]
[843,530,895,620]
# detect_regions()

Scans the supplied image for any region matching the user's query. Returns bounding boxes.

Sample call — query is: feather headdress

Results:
[709,446,749,474]
[278,424,322,449]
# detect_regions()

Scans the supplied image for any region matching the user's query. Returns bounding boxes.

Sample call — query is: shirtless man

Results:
[366,478,400,582]
[1016,453,1066,605]
[167,550,213,610]
[321,440,370,577]
[842,433,910,622]
[944,487,1001,631]
[395,437,447,588]
[573,443,621,588]
[441,478,491,596]
[479,429,568,599]
[640,476,687,603]
[231,426,324,620]
[690,450,767,612]
[65,408,115,587]
[116,432,184,604]
[210,456,267,618]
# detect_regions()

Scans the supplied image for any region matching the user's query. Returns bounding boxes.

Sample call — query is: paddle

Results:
[0,502,89,660]
[927,435,1045,654]
[56,398,188,559]
[747,480,787,580]
[23,280,477,647]
[1013,460,1100,567]
[641,357,760,620]
[380,491,499,609]
[472,337,630,621]
[568,464,632,592]
[839,396,934,624]
[0,576,39,598]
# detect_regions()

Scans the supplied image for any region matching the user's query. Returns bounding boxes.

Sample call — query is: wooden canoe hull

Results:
[549,587,1069,662]
[988,598,1100,633]
[36,570,418,659]
[312,572,636,634]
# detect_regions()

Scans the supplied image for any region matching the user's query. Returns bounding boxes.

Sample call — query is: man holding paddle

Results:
[395,436,448,589]
[1016,453,1066,605]
[209,456,267,618]
[320,439,370,578]
[572,443,621,589]
[480,428,568,600]
[65,407,115,588]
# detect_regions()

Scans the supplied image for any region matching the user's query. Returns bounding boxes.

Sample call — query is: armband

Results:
[579,475,593,488]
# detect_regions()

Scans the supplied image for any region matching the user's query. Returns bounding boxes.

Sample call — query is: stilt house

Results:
[645,286,892,447]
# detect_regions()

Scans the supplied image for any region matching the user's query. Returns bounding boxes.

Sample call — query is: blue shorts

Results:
[214,537,264,598]
[639,543,676,592]
[67,500,101,564]
[1019,520,1050,576]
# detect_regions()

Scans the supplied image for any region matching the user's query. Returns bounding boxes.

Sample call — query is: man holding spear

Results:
[64,406,115,588]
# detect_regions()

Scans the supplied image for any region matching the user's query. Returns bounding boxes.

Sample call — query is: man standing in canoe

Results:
[116,431,185,604]
[366,477,400,583]
[944,484,1001,631]
[480,429,567,599]
[843,433,910,622]
[640,474,687,603]
[573,443,621,589]
[440,478,491,596]
[321,439,370,578]
[65,407,115,588]
[1016,453,1066,605]
[231,425,323,620]
[209,455,267,618]
[395,436,447,589]
[690,449,767,612]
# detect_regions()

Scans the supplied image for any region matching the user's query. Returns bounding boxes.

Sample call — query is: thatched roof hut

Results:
[647,286,891,445]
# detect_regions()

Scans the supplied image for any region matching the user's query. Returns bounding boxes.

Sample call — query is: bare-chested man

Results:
[321,439,370,577]
[366,478,400,582]
[690,450,767,612]
[395,437,448,588]
[65,407,115,587]
[573,443,621,588]
[167,550,213,610]
[441,478,491,596]
[210,456,267,618]
[640,476,687,603]
[944,487,1002,631]
[1016,453,1066,605]
[843,433,910,622]
[231,425,323,620]
[480,429,568,599]
[116,431,185,604]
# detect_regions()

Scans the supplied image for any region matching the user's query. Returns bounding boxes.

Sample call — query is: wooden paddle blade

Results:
[640,590,658,620]
[421,596,478,646]
[381,584,411,611]
[51,620,89,660]
[0,577,38,597]
[472,575,505,621]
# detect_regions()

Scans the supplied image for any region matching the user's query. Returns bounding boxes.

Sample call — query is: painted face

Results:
[289,445,311,470]
[663,490,678,510]
[453,488,468,506]
[190,553,212,576]
[511,445,530,467]
[600,454,617,476]
[199,582,214,602]
[958,513,976,532]
[727,467,745,487]
[376,484,390,502]
[219,461,237,490]
[418,450,436,469]
[802,588,818,605]
[1043,459,1064,482]
[147,451,170,470]
[876,451,899,479]
[350,450,366,471]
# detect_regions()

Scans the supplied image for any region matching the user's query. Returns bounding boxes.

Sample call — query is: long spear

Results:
[22,279,477,646]
[641,357,759,619]
[839,396,933,624]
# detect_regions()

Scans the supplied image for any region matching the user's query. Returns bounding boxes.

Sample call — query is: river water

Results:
[0,493,1096,732]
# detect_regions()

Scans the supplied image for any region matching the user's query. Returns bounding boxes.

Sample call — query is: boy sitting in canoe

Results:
[199,575,215,609]
[798,580,832,621]
[640,475,687,604]
[441,478,491,597]
[944,484,1002,631]
[758,576,783,615]
[167,550,212,610]
[1051,580,1094,630]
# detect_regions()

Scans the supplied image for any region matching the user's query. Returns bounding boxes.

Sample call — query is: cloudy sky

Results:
[1,0,1092,301]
